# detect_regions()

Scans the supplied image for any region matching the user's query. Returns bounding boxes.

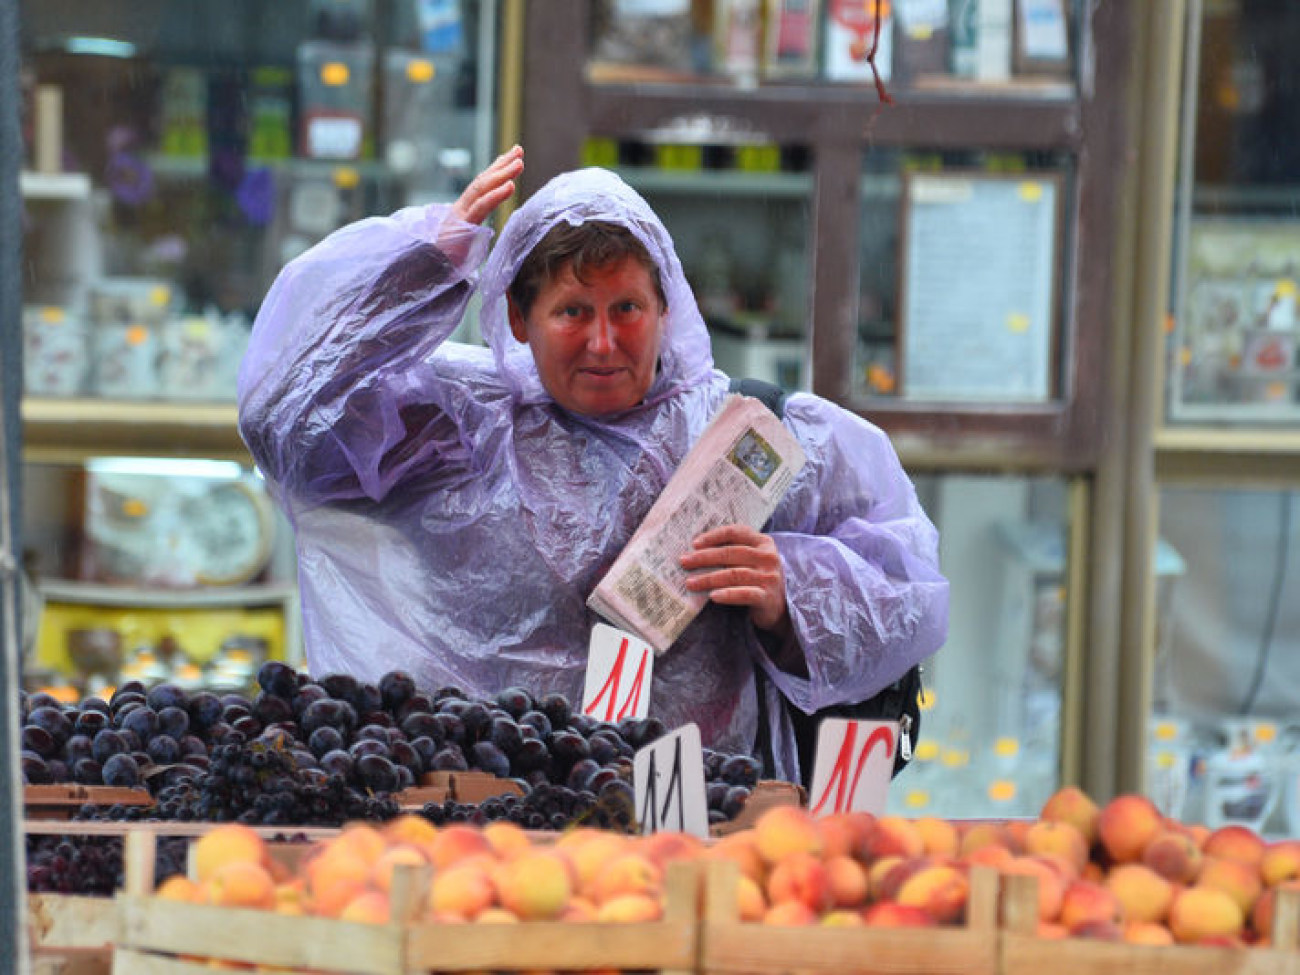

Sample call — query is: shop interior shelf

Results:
[20,171,92,201]
[21,397,248,464]
[38,578,296,610]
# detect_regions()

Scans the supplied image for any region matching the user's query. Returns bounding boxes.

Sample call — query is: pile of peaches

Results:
[153,786,1300,950]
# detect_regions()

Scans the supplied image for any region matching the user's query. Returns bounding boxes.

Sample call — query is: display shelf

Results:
[20,171,92,201]
[143,153,404,185]
[37,578,295,610]
[21,397,248,464]
[586,83,1083,152]
[1155,424,1300,485]
[616,166,810,199]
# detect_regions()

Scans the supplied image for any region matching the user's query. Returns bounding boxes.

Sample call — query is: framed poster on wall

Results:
[897,170,1064,403]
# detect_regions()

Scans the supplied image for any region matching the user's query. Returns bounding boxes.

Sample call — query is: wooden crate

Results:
[28,893,115,975]
[25,785,154,821]
[698,859,1001,975]
[999,872,1300,975]
[114,828,701,975]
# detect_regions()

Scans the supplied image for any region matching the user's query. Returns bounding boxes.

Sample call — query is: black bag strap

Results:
[728,377,788,419]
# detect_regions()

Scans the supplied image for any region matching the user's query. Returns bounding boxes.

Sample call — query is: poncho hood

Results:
[477,167,715,410]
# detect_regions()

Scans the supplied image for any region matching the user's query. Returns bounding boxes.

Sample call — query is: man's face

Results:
[508,256,665,416]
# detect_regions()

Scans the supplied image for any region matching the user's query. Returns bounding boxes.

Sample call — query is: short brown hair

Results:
[508,221,666,318]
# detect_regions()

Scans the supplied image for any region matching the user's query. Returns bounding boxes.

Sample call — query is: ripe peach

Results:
[913,817,960,859]
[339,890,390,925]
[862,902,935,928]
[1002,820,1032,855]
[155,875,201,902]
[206,860,276,910]
[560,830,632,893]
[638,831,705,868]
[1196,856,1263,916]
[963,843,1014,870]
[482,821,532,861]
[872,857,926,903]
[894,864,969,924]
[1000,856,1066,922]
[766,851,831,913]
[824,854,870,909]
[1096,795,1163,864]
[370,844,429,894]
[1104,863,1173,924]
[1202,825,1266,867]
[1141,830,1203,885]
[703,831,767,886]
[958,822,1010,859]
[1023,820,1090,875]
[428,862,496,920]
[305,848,372,918]
[1058,879,1121,931]
[427,826,496,870]
[193,823,268,884]
[821,909,865,927]
[863,817,926,861]
[588,852,661,905]
[754,805,823,865]
[1040,785,1101,845]
[1122,920,1175,945]
[816,811,875,860]
[331,823,388,866]
[1167,886,1244,944]
[736,872,768,921]
[496,851,572,921]
[762,900,818,926]
[561,896,598,922]
[1036,921,1069,940]
[596,892,663,923]
[383,813,439,850]
[1260,840,1300,887]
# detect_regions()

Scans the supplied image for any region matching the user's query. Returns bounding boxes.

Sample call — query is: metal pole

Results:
[0,0,28,968]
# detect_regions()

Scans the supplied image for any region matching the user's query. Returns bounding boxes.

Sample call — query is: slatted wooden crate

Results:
[113,828,702,975]
[998,872,1300,975]
[698,858,1001,975]
[27,893,115,975]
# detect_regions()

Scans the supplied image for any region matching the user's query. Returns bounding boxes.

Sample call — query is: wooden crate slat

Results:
[406,919,696,970]
[116,895,405,975]
[112,947,317,975]
[28,894,116,949]
[703,924,998,975]
[1001,932,1300,975]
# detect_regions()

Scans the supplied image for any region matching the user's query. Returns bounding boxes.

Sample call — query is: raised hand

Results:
[452,145,525,226]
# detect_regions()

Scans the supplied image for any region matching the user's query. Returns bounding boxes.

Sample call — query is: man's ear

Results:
[507,296,529,344]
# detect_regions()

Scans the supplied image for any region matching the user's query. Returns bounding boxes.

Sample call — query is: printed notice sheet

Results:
[587,394,806,653]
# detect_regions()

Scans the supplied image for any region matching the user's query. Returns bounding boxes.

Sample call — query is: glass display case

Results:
[16,0,502,694]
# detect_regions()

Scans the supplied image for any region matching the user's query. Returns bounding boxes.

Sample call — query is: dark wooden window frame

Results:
[521,0,1130,473]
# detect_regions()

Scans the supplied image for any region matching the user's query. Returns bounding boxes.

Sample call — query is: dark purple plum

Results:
[349,739,386,760]
[252,692,294,726]
[121,706,159,740]
[519,710,552,738]
[566,757,600,792]
[73,710,109,735]
[21,725,57,759]
[292,683,329,718]
[469,741,510,779]
[538,693,571,731]
[187,691,223,730]
[494,686,534,718]
[319,673,358,702]
[21,751,51,784]
[72,758,102,785]
[308,726,345,758]
[101,753,140,788]
[146,735,181,765]
[430,746,468,772]
[719,754,760,789]
[91,729,128,764]
[378,670,416,712]
[400,711,441,741]
[390,739,422,775]
[256,660,298,699]
[319,749,353,778]
[488,717,523,757]
[146,683,188,713]
[410,736,439,770]
[157,706,190,741]
[356,753,400,792]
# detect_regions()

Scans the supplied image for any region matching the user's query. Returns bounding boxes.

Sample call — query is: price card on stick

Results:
[633,722,709,839]
[582,623,655,722]
[807,718,898,818]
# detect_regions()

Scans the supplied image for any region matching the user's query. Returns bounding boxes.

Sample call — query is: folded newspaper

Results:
[587,394,807,653]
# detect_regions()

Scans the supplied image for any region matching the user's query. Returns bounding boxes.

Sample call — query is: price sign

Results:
[807,718,897,817]
[633,722,709,838]
[582,623,654,722]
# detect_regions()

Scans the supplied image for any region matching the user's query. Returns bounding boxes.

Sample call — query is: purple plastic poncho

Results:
[237,167,948,781]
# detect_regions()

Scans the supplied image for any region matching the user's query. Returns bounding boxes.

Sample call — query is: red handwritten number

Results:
[585,638,650,721]
[809,724,895,815]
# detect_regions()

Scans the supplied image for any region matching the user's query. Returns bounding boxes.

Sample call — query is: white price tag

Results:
[807,718,898,818]
[633,722,709,838]
[581,623,654,722]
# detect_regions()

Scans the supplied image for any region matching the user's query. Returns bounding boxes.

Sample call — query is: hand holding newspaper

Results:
[587,394,807,653]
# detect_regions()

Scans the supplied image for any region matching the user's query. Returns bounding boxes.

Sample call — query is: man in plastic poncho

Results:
[238,147,948,785]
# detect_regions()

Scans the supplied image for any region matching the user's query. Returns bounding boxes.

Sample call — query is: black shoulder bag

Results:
[728,377,924,788]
